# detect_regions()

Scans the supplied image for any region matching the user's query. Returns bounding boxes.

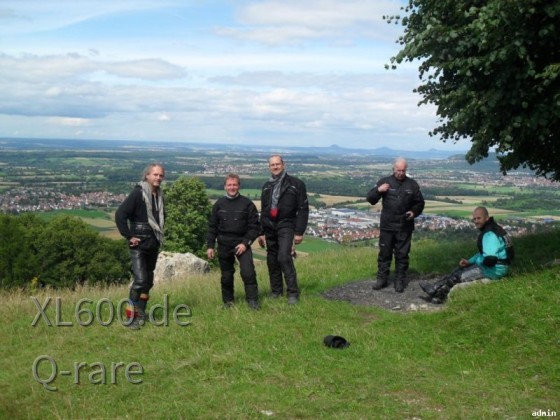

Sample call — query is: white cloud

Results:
[103,59,185,80]
[0,53,185,82]
[239,0,394,28]
[219,0,402,45]
[0,0,469,151]
[51,117,91,127]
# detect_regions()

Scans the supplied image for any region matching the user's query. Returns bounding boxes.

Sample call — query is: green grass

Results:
[296,236,340,252]
[1,232,559,418]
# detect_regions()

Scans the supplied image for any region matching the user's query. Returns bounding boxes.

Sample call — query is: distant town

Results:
[307,207,536,244]
[0,186,545,244]
[1,138,558,244]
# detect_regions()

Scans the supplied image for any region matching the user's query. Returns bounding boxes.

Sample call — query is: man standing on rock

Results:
[367,157,424,293]
[207,173,261,309]
[116,163,165,329]
[258,155,309,305]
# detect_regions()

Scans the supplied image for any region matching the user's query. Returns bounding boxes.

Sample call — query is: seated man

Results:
[420,206,513,303]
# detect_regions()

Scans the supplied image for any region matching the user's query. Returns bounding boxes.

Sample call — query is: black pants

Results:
[218,242,258,303]
[265,227,299,297]
[129,248,158,303]
[377,230,412,282]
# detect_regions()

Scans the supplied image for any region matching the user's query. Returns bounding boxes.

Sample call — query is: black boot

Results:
[247,300,260,310]
[125,300,143,329]
[419,279,447,297]
[420,273,461,303]
[394,278,405,293]
[372,278,388,290]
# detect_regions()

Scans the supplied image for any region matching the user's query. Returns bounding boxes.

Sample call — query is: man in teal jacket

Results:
[420,206,513,303]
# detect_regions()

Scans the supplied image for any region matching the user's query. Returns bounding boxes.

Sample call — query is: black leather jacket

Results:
[260,174,309,235]
[115,186,162,250]
[207,194,260,249]
[367,175,425,232]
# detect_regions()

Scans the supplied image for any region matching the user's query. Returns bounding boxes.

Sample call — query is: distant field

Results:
[316,194,364,206]
[295,236,340,252]
[450,183,521,194]
[33,209,121,238]
[433,195,505,204]
[208,191,367,211]
[423,205,517,218]
[206,188,262,197]
[37,209,111,220]
[251,236,339,259]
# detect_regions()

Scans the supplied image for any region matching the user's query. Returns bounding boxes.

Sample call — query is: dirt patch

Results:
[322,274,444,312]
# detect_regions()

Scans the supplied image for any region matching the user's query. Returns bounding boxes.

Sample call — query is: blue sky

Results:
[0,0,469,151]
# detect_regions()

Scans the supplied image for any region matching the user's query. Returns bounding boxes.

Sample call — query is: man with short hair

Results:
[420,206,513,303]
[116,163,165,329]
[258,155,309,305]
[367,157,425,293]
[207,174,260,309]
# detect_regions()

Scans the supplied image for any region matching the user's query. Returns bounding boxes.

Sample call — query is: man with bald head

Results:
[420,206,513,303]
[367,157,425,293]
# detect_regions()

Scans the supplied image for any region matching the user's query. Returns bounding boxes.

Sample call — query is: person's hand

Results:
[207,248,215,260]
[294,235,303,245]
[129,237,141,248]
[235,243,247,256]
[405,211,414,221]
[258,235,266,248]
[459,258,469,267]
[377,183,390,193]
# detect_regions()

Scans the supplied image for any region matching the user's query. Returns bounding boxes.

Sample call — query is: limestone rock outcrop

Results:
[154,251,209,284]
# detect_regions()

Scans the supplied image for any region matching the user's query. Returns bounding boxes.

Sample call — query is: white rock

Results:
[154,251,209,284]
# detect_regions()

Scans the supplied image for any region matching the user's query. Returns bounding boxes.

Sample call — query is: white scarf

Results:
[139,181,164,245]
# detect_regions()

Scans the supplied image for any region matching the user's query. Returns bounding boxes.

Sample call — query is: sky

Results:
[0,0,470,151]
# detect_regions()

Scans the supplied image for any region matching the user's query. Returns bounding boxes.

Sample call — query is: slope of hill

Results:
[0,231,558,418]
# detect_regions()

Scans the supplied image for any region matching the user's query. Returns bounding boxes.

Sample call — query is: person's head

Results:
[268,155,285,177]
[143,163,165,191]
[224,173,241,197]
[393,157,408,181]
[472,206,490,230]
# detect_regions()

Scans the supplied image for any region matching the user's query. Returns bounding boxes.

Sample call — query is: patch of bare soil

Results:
[322,274,444,312]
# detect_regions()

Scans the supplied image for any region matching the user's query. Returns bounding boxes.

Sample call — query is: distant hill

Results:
[0,137,466,160]
[2,136,537,175]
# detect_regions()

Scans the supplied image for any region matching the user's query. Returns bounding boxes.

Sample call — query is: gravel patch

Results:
[322,275,444,312]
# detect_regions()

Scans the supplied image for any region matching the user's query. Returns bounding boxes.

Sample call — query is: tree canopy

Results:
[386,0,560,180]
[0,214,130,289]
[163,176,212,258]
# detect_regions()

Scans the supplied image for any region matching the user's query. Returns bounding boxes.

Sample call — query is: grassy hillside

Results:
[1,231,559,418]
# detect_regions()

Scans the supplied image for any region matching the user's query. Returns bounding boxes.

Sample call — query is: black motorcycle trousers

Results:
[377,230,412,282]
[218,242,258,303]
[129,247,158,303]
[265,227,299,297]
